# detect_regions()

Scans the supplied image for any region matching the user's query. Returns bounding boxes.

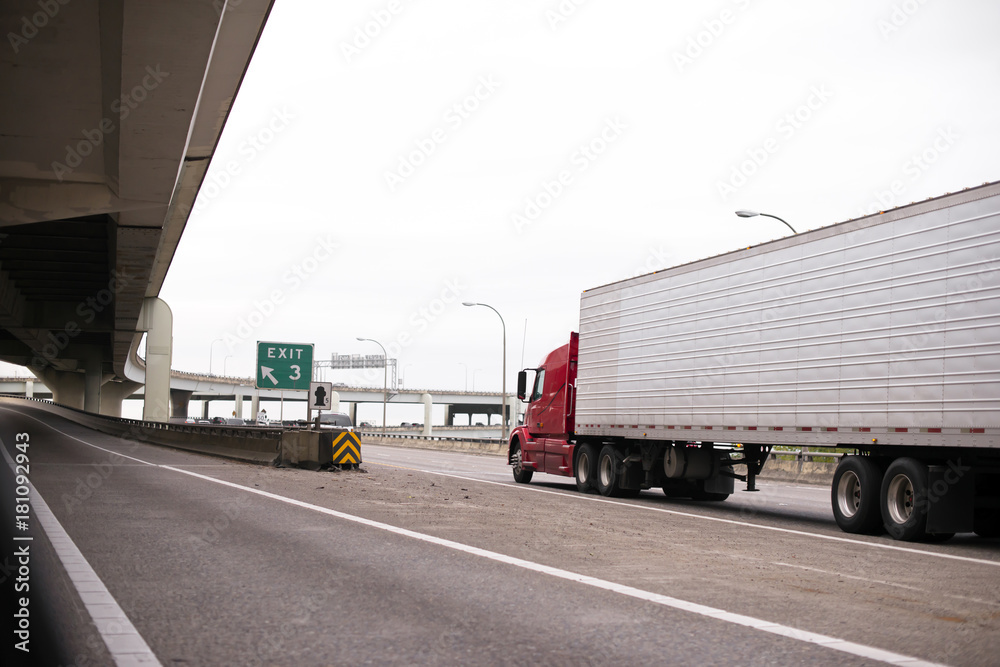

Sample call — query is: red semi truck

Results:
[509,183,1000,542]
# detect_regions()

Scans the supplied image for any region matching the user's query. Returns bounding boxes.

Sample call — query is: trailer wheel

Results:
[692,488,729,502]
[596,445,623,497]
[511,440,533,484]
[831,456,883,534]
[575,443,597,493]
[880,458,928,541]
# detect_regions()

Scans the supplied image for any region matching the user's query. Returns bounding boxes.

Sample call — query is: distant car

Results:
[210,416,227,424]
[197,419,211,424]
[318,412,354,431]
[225,418,245,426]
[359,421,374,429]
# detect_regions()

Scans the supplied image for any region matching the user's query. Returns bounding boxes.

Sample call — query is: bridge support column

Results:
[250,394,259,420]
[422,393,433,437]
[201,400,210,420]
[31,366,85,409]
[170,389,192,420]
[349,402,358,426]
[235,394,244,419]
[83,353,102,413]
[445,404,454,426]
[330,391,340,413]
[100,380,141,418]
[138,297,173,422]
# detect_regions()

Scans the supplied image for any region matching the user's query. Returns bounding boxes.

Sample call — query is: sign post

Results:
[309,381,333,428]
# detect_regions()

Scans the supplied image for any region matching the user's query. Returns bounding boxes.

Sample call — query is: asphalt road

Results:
[2,404,998,666]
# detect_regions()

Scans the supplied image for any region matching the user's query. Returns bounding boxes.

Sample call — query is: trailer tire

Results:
[692,489,729,502]
[880,458,928,542]
[511,440,533,484]
[575,443,597,493]
[596,445,623,497]
[832,456,883,534]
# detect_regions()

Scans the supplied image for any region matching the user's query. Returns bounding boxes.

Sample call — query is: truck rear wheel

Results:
[880,458,928,541]
[511,441,533,484]
[832,456,883,534]
[596,445,623,497]
[575,443,597,493]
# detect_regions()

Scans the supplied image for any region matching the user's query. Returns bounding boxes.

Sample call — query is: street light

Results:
[463,302,507,442]
[357,337,388,437]
[735,210,797,234]
[208,338,223,375]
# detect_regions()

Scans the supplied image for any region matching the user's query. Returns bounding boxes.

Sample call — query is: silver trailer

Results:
[575,182,1000,540]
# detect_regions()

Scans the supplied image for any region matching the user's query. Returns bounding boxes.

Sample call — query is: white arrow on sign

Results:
[260,366,278,385]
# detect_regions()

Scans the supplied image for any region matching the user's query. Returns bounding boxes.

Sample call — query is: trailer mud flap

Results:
[925,463,975,534]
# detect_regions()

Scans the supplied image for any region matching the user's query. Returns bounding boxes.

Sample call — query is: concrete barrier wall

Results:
[1,395,281,464]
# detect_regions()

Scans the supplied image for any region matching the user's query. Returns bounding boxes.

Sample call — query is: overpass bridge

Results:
[1,0,275,420]
[0,371,517,436]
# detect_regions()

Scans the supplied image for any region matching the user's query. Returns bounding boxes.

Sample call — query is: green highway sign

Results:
[256,341,314,390]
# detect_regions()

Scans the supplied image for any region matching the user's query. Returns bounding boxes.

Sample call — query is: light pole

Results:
[208,338,223,375]
[463,302,507,442]
[735,210,797,234]
[357,337,388,437]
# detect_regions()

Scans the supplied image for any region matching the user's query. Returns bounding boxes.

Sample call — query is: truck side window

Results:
[531,369,545,402]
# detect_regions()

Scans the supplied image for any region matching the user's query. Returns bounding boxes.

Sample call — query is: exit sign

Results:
[256,341,314,390]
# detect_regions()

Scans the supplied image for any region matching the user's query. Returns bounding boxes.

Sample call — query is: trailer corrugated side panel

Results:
[575,184,1000,448]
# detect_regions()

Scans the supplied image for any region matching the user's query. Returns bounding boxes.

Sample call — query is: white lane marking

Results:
[20,421,946,667]
[1,443,162,667]
[774,562,1000,609]
[374,465,1000,569]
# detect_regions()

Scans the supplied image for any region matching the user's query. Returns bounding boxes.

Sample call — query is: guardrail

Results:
[357,431,502,446]
[768,448,846,463]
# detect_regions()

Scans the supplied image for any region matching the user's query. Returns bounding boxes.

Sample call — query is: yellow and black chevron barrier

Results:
[330,430,361,465]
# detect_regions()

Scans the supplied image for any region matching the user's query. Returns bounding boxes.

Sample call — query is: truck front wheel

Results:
[575,443,597,493]
[511,440,533,484]
[596,445,623,497]
[880,458,928,541]
[832,456,883,534]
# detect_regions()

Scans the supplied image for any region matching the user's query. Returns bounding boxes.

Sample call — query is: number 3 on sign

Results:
[290,364,301,381]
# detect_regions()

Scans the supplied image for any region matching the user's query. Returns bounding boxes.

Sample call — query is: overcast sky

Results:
[22,1,1000,421]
